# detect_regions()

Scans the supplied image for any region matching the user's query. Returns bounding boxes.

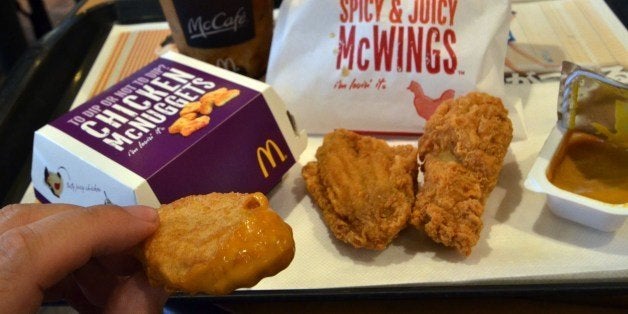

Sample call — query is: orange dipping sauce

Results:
[547,131,628,204]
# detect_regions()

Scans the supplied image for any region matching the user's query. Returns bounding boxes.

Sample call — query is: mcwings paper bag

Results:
[267,0,521,135]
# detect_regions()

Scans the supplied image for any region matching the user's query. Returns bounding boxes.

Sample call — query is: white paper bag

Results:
[267,0,523,136]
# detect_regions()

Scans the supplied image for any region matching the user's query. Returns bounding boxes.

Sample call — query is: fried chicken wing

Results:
[411,92,513,256]
[140,192,295,295]
[302,129,417,250]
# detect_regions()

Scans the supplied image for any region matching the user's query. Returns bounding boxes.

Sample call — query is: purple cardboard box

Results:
[32,52,307,207]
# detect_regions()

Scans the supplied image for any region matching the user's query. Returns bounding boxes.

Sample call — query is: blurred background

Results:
[0,0,625,86]
[0,0,76,82]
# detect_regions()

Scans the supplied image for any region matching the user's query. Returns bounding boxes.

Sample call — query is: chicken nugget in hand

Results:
[412,92,513,256]
[140,192,295,295]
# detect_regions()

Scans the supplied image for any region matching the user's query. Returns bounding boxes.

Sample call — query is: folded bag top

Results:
[267,0,522,137]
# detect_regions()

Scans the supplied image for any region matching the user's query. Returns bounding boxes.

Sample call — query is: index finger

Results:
[0,203,81,235]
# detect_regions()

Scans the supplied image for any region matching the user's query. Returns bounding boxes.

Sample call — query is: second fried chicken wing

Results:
[411,92,513,256]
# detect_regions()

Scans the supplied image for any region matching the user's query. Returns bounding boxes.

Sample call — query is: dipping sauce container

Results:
[525,61,628,231]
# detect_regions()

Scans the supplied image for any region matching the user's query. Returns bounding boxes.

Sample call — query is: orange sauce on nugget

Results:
[547,131,628,204]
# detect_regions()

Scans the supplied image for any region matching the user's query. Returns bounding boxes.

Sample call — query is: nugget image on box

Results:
[31,52,307,206]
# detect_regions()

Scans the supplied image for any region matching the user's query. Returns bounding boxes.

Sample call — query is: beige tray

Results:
[22,0,628,291]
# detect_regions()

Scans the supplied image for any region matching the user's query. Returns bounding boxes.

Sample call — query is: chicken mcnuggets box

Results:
[31,52,307,207]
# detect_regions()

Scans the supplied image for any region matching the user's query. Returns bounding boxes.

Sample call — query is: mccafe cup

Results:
[159,0,274,79]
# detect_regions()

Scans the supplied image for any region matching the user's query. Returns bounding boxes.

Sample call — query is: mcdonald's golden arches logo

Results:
[256,139,287,178]
[215,58,240,73]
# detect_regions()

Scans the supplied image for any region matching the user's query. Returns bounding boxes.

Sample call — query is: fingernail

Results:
[124,205,158,222]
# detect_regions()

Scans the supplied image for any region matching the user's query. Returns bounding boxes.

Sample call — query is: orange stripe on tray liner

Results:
[573,0,628,67]
[507,0,626,73]
[537,0,626,67]
[91,31,129,96]
[90,29,171,96]
[539,2,592,65]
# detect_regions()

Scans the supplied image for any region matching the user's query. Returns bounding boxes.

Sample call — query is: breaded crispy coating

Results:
[215,89,240,106]
[180,101,202,116]
[411,92,513,256]
[140,192,295,295]
[302,129,417,250]
[200,87,227,107]
[180,116,210,137]
[167,88,239,137]
[168,116,191,134]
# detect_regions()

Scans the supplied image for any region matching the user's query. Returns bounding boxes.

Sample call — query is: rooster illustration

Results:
[407,80,455,120]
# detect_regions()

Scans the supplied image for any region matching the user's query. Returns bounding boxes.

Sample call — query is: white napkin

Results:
[253,81,628,290]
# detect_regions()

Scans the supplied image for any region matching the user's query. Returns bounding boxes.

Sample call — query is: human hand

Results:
[0,203,169,313]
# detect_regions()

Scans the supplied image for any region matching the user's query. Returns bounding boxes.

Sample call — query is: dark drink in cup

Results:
[159,0,273,79]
